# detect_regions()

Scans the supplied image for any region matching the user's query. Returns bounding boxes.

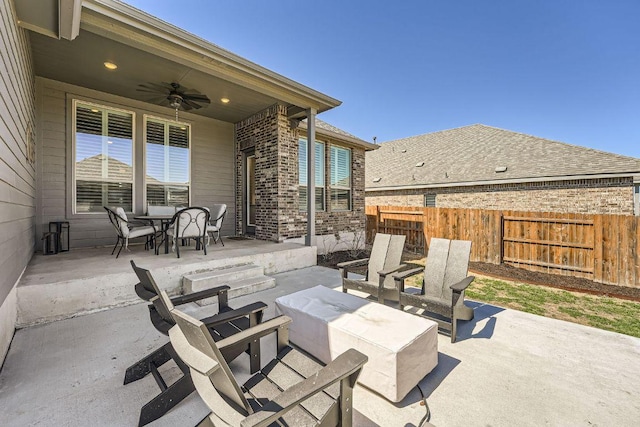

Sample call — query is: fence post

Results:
[376,205,381,235]
[499,212,504,264]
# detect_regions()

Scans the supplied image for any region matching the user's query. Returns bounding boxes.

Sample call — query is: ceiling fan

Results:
[137,82,211,119]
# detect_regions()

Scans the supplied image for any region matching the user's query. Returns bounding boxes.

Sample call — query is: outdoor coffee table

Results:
[275,285,438,402]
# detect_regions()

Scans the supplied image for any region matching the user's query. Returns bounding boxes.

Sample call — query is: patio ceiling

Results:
[24,0,341,124]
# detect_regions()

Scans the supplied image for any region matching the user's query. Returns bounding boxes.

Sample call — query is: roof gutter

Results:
[366,172,640,192]
[298,122,378,151]
[80,0,341,113]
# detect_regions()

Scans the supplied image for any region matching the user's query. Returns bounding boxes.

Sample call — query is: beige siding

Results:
[36,78,235,248]
[0,0,36,308]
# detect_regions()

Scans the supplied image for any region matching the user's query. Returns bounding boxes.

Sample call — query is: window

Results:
[74,102,134,213]
[330,146,351,211]
[634,184,640,216]
[299,139,325,211]
[145,118,190,207]
[425,194,437,207]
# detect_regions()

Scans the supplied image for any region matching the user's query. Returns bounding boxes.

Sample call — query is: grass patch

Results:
[402,261,640,337]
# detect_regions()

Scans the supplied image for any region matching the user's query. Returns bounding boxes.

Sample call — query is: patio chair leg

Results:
[138,373,194,427]
[123,342,173,385]
[115,239,125,259]
[111,237,120,255]
[176,240,180,258]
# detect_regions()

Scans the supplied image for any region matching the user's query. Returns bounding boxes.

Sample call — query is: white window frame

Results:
[330,145,352,211]
[71,99,136,214]
[299,138,325,211]
[143,115,192,209]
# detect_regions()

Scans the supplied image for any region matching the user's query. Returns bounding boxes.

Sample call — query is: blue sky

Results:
[124,0,640,158]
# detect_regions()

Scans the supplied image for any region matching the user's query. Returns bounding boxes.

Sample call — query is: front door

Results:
[244,151,256,235]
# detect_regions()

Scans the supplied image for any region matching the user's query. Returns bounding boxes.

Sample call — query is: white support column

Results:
[305,108,317,246]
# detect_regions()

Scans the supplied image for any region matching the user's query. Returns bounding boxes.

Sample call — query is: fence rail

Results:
[366,205,640,289]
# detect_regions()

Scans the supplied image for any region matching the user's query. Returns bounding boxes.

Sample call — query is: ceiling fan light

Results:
[103,61,118,70]
[169,96,182,109]
[220,98,230,104]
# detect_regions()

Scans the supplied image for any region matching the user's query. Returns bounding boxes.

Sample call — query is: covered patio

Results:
[1,264,639,426]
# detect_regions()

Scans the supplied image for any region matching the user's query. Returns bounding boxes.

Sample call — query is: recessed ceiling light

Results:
[103,61,118,70]
[220,98,230,104]
[415,161,425,167]
[373,177,381,182]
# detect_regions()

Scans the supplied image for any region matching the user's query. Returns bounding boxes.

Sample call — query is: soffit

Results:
[30,29,282,123]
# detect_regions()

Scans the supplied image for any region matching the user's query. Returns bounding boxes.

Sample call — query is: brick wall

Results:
[235,104,366,241]
[366,177,636,215]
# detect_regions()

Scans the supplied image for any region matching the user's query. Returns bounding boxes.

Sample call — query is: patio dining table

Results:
[133,215,174,254]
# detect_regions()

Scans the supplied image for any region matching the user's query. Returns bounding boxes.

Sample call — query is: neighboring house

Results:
[366,124,640,215]
[0,0,374,360]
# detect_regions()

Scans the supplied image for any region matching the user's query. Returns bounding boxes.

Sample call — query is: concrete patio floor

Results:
[1,265,639,426]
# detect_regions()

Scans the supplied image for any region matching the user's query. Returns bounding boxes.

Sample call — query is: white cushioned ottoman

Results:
[275,285,438,402]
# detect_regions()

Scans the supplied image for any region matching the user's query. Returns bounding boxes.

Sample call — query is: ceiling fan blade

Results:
[183,93,211,104]
[142,96,171,105]
[138,82,172,93]
[181,98,201,110]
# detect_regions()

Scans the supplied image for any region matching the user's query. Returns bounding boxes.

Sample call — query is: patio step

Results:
[182,264,276,306]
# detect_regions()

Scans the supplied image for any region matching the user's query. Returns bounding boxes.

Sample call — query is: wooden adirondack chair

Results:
[339,233,407,303]
[394,238,475,343]
[125,261,267,426]
[165,290,369,427]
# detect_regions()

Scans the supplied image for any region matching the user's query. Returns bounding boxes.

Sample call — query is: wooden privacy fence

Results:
[366,205,640,289]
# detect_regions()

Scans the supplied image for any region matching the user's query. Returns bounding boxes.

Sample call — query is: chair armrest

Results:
[336,258,369,269]
[240,348,368,427]
[217,316,292,352]
[450,276,475,292]
[200,302,267,327]
[378,264,406,278]
[170,285,231,305]
[393,267,423,282]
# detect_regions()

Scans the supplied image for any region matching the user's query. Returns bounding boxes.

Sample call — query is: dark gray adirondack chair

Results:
[339,233,406,303]
[165,293,368,427]
[394,238,475,343]
[125,261,267,426]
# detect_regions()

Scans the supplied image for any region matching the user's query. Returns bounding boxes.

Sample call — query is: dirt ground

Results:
[318,250,640,302]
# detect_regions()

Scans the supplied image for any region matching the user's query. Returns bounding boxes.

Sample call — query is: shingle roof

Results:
[366,124,640,190]
[300,118,377,150]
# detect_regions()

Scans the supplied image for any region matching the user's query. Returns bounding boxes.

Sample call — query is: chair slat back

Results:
[423,238,472,300]
[130,261,174,325]
[368,233,406,289]
[167,295,251,418]
[423,238,450,299]
[173,207,209,239]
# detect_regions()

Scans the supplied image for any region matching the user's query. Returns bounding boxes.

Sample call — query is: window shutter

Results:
[145,119,190,207]
[74,103,133,212]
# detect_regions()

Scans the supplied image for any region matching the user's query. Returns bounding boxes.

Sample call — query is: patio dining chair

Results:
[147,205,177,215]
[125,261,267,427]
[164,207,209,258]
[166,291,369,427]
[104,206,157,258]
[206,203,227,247]
[339,233,407,303]
[394,237,475,343]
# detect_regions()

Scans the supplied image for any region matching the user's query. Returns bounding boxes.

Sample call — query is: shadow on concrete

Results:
[455,301,504,342]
